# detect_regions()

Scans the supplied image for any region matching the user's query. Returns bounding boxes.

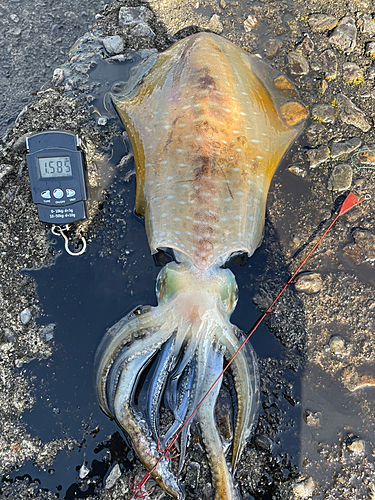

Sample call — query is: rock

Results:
[318,80,328,94]
[357,14,375,35]
[330,137,361,158]
[130,23,155,39]
[262,38,282,58]
[342,365,375,391]
[329,336,348,355]
[208,14,223,33]
[308,14,338,32]
[318,49,338,80]
[311,104,335,124]
[303,410,322,427]
[102,35,124,55]
[305,123,325,144]
[343,229,375,265]
[50,67,65,87]
[294,272,323,294]
[327,163,353,192]
[287,164,307,177]
[254,435,273,451]
[20,308,32,325]
[296,34,314,55]
[220,0,226,7]
[279,101,309,126]
[0,164,14,187]
[329,17,357,53]
[3,328,16,343]
[336,94,371,132]
[365,42,375,58]
[243,15,258,32]
[287,51,309,75]
[185,462,200,489]
[119,6,152,27]
[293,476,315,499]
[347,438,365,454]
[342,62,363,84]
[79,463,90,479]
[305,145,330,168]
[105,463,122,489]
[10,13,20,23]
[39,324,55,342]
[97,116,108,126]
[353,148,375,167]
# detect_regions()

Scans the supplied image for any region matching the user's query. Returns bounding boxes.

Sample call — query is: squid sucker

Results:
[94,33,307,499]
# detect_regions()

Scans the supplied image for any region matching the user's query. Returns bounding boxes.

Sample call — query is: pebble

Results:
[294,272,323,294]
[318,49,338,80]
[303,410,322,427]
[50,68,65,88]
[293,476,315,499]
[39,324,55,342]
[330,137,361,158]
[305,123,325,143]
[97,116,108,126]
[336,94,371,132]
[342,62,363,84]
[308,14,338,32]
[365,42,375,58]
[79,463,90,479]
[20,308,32,325]
[347,438,365,455]
[287,164,307,177]
[254,435,273,451]
[118,6,152,27]
[185,462,200,489]
[296,34,314,56]
[130,23,155,40]
[327,163,353,192]
[3,328,16,343]
[10,13,19,23]
[208,14,223,33]
[279,101,309,127]
[0,164,14,187]
[105,463,122,489]
[329,335,348,355]
[305,145,330,168]
[342,365,375,391]
[329,17,357,53]
[262,38,282,58]
[311,104,335,124]
[102,35,124,55]
[318,80,328,94]
[342,229,375,265]
[357,14,375,35]
[354,148,375,166]
[287,51,309,75]
[243,15,258,32]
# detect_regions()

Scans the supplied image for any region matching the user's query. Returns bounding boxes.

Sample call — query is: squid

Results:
[94,33,307,499]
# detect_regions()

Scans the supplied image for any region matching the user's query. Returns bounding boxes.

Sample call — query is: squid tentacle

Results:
[220,321,259,472]
[112,350,184,499]
[196,342,241,500]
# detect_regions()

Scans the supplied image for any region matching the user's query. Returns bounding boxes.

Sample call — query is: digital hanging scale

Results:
[26,131,89,255]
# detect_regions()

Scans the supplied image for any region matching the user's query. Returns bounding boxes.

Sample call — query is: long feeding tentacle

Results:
[196,342,240,500]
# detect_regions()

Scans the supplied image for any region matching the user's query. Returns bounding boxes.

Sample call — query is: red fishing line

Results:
[130,192,366,499]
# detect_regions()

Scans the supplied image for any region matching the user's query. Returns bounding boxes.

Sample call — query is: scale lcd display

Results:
[38,156,72,178]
